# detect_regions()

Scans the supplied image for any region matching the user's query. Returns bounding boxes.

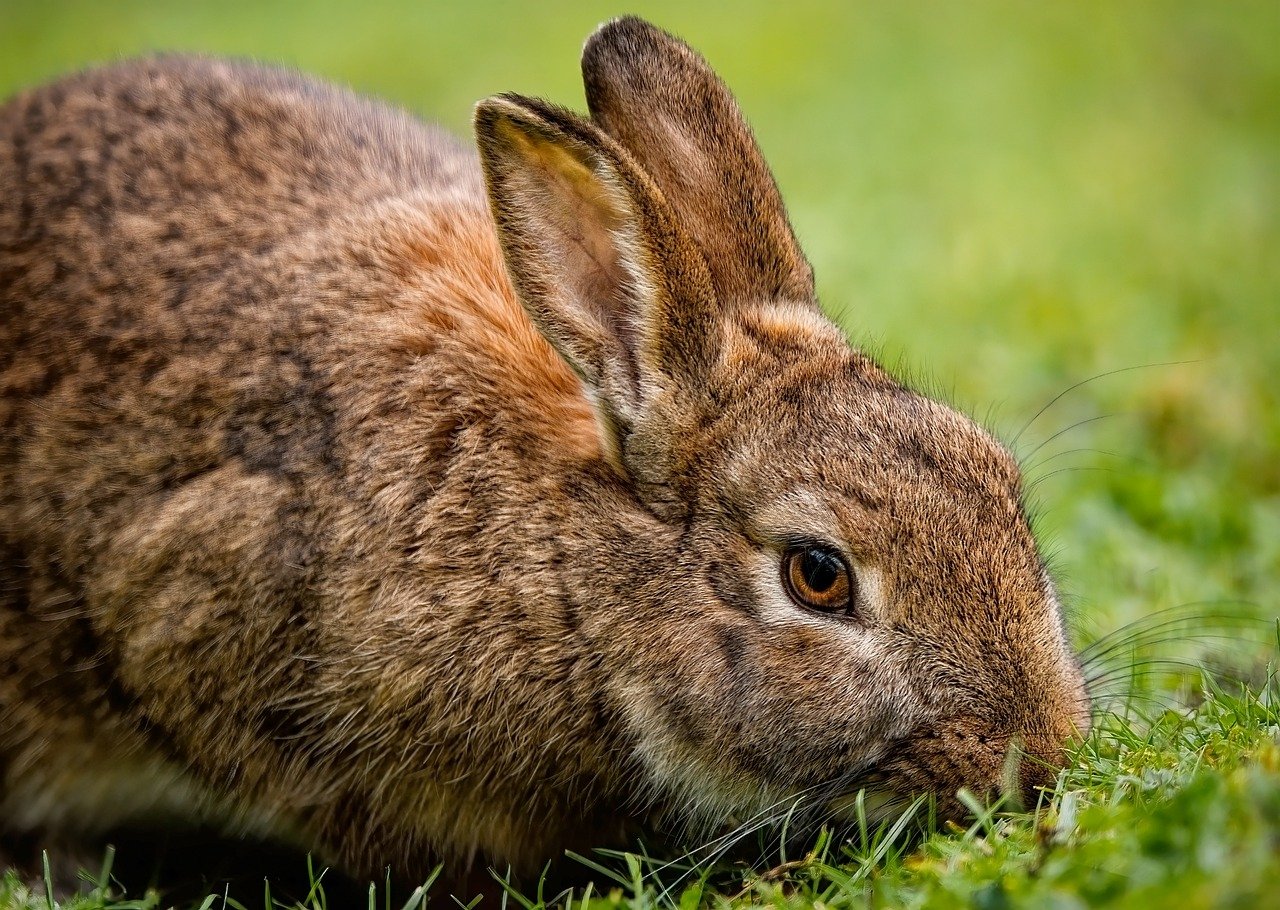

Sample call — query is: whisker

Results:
[1081,618,1271,668]
[1085,656,1225,688]
[645,769,903,901]
[638,782,832,896]
[1024,446,1129,477]
[1019,414,1118,466]
[1084,633,1272,675]
[1089,691,1184,712]
[1086,656,1215,687]
[1010,359,1198,447]
[1079,602,1268,658]
[1025,465,1117,485]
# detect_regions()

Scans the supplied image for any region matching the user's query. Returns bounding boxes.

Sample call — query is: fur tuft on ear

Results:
[582,16,815,304]
[473,93,717,466]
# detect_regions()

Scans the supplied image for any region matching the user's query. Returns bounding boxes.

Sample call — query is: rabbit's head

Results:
[474,17,1089,832]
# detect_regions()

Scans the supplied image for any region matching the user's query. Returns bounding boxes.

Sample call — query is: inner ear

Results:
[502,126,643,375]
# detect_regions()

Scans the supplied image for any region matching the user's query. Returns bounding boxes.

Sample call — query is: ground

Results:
[2,1,1277,907]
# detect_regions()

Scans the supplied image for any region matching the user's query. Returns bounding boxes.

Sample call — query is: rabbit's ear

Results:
[474,94,717,450]
[582,17,814,303]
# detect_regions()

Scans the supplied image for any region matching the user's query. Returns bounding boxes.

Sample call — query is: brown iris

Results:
[781,545,854,614]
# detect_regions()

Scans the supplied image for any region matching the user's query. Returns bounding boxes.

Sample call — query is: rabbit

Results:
[0,15,1090,890]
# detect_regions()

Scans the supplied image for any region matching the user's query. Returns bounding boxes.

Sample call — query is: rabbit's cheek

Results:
[611,626,917,829]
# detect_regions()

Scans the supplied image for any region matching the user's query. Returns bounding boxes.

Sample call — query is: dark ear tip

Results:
[473,93,614,173]
[473,93,524,127]
[472,94,527,151]
[473,93,569,139]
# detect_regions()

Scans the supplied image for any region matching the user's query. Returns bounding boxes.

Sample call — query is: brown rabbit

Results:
[0,16,1089,888]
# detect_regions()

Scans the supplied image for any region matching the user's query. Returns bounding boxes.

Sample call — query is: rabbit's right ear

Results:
[474,94,717,459]
[582,17,815,304]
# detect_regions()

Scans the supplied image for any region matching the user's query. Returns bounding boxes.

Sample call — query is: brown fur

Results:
[0,18,1088,889]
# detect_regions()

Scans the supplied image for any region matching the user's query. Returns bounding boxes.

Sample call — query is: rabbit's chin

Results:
[635,752,885,850]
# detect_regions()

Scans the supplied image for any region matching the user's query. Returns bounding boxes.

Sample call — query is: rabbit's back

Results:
[0,55,482,258]
[0,53,598,566]
[0,54,490,514]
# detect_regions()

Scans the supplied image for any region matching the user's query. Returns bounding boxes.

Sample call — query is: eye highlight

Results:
[781,545,856,615]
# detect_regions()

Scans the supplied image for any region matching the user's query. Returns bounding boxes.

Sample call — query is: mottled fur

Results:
[0,18,1088,886]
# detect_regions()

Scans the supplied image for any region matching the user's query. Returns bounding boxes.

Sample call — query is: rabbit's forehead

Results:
[713,307,1022,494]
[714,372,1022,513]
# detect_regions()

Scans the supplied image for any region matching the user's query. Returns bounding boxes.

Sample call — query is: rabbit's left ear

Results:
[474,94,718,462]
[582,16,815,303]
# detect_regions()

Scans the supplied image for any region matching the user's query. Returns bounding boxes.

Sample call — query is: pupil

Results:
[802,550,838,591]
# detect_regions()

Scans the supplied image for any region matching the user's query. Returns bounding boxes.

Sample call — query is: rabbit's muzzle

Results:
[868,707,1087,819]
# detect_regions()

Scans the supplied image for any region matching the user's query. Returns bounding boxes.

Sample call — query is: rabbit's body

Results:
[1,57,627,876]
[2,20,1090,888]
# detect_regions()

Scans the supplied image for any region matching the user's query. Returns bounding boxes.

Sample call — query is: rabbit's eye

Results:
[781,545,855,614]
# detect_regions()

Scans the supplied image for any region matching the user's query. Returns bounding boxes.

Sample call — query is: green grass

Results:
[3,0,1278,907]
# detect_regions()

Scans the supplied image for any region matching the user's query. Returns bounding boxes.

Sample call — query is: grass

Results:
[2,0,1278,907]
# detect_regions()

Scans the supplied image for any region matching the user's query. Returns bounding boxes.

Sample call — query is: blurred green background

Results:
[3,0,1277,644]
